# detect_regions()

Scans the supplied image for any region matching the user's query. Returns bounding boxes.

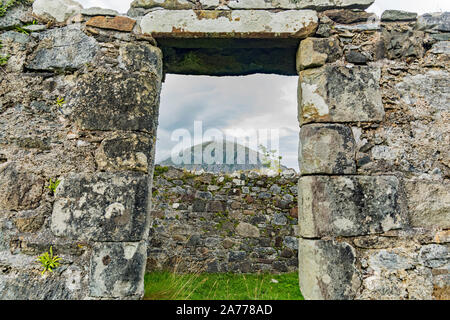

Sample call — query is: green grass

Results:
[144,272,304,300]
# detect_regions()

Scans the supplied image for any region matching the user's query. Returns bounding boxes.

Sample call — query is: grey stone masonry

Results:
[26,26,99,71]
[1,0,448,301]
[298,175,404,238]
[296,37,343,71]
[299,124,356,174]
[298,238,361,300]
[130,0,375,11]
[298,65,384,124]
[89,242,147,298]
[51,172,150,242]
[139,10,319,39]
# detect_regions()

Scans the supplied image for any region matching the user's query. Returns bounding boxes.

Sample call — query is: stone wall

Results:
[0,1,162,299]
[148,166,299,274]
[0,0,448,300]
[296,10,449,300]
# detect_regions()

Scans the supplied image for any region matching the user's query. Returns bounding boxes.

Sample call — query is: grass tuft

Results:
[144,272,304,300]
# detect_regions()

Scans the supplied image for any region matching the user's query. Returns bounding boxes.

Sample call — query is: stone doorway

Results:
[1,0,448,300]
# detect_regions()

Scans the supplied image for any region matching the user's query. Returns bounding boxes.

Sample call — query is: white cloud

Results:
[76,0,132,13]
[156,75,301,170]
[367,0,449,16]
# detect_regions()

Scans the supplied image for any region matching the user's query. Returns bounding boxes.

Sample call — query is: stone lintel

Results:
[131,0,375,11]
[140,10,318,39]
[298,175,403,238]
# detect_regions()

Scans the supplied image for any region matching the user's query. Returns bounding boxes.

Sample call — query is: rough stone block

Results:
[381,10,418,22]
[382,28,424,60]
[296,37,342,71]
[225,0,375,10]
[89,242,147,298]
[119,42,162,76]
[298,175,403,237]
[0,163,44,211]
[131,0,375,11]
[0,265,86,300]
[323,9,374,24]
[298,65,384,124]
[298,238,361,300]
[236,222,260,238]
[299,124,356,174]
[81,7,119,17]
[430,41,450,55]
[26,26,99,71]
[140,10,318,39]
[360,253,434,300]
[0,4,30,30]
[72,70,161,132]
[419,244,449,268]
[405,180,450,229]
[32,0,82,23]
[95,132,154,173]
[131,0,194,10]
[86,16,136,32]
[417,12,450,33]
[51,172,149,242]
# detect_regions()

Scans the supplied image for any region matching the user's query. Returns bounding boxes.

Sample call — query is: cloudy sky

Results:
[78,0,449,170]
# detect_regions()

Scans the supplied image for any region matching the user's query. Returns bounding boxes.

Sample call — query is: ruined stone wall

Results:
[148,166,299,274]
[0,2,162,299]
[0,0,448,300]
[296,10,449,300]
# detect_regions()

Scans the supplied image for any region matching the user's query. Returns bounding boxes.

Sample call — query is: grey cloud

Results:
[156,74,300,170]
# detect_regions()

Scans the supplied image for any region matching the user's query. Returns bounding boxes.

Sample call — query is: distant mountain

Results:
[158,140,288,173]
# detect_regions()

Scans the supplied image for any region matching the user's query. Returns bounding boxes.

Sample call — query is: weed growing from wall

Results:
[0,40,9,67]
[47,178,60,194]
[0,0,31,17]
[37,246,61,275]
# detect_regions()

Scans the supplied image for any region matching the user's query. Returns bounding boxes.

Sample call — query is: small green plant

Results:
[0,40,9,67]
[0,0,30,17]
[37,246,61,275]
[55,97,65,107]
[15,25,29,35]
[47,178,60,194]
[154,165,169,177]
[0,54,9,66]
[258,144,283,173]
